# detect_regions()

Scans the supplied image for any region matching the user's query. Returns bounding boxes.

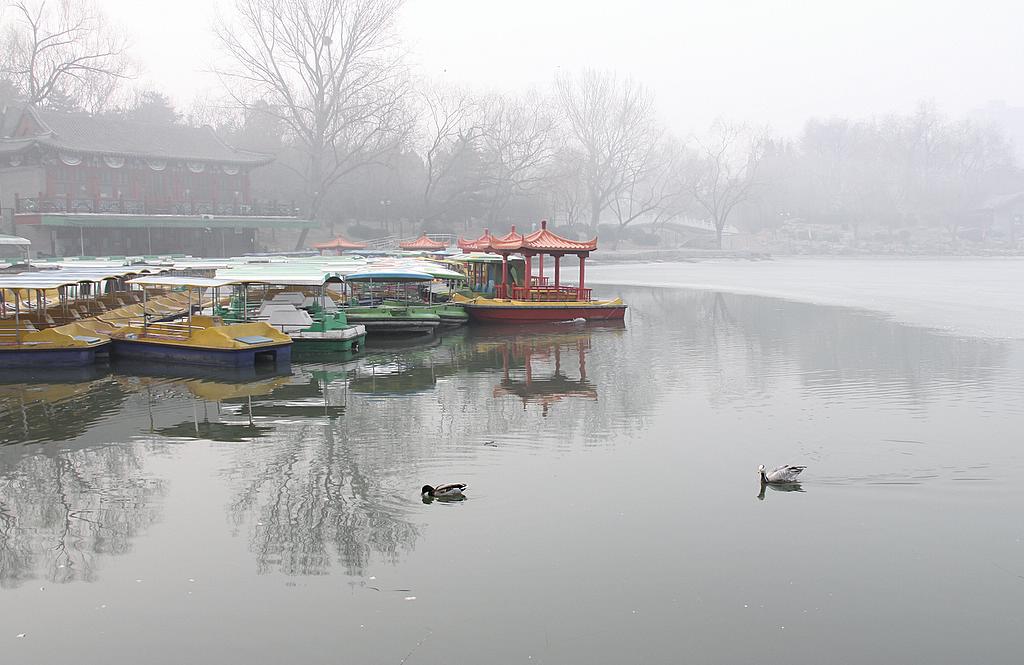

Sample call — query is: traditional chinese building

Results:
[0,105,313,257]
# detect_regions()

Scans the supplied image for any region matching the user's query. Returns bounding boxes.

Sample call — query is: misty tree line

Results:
[2,0,1019,249]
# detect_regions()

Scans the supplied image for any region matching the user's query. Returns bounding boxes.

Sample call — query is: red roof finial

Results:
[541,219,547,229]
[510,224,516,234]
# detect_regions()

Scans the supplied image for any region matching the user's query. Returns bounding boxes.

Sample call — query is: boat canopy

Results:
[345,270,433,282]
[215,267,340,287]
[0,275,86,290]
[0,234,30,247]
[127,276,243,288]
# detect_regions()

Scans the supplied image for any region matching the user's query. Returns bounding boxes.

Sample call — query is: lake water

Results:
[2,260,1023,664]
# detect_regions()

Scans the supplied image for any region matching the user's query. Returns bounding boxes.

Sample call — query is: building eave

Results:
[14,212,315,230]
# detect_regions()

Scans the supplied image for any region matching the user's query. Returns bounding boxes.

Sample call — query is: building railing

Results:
[361,233,460,250]
[14,194,298,217]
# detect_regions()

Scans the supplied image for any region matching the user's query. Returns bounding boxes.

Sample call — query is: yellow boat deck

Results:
[110,315,291,350]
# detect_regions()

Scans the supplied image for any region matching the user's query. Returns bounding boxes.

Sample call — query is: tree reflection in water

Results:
[221,328,624,577]
[0,428,164,588]
[225,420,419,577]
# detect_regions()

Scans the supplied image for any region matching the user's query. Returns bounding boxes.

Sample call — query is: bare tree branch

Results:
[214,0,412,249]
[683,120,768,248]
[0,0,132,111]
[554,69,661,228]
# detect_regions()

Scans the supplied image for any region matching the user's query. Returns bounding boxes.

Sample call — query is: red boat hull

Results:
[464,302,627,323]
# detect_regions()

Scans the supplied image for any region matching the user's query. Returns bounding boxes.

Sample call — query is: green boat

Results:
[213,272,368,353]
[344,269,444,336]
[381,300,468,328]
[251,294,366,352]
[344,304,441,335]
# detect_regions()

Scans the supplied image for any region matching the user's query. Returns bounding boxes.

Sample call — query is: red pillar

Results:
[554,255,561,289]
[539,253,544,283]
[524,253,532,299]
[578,255,588,300]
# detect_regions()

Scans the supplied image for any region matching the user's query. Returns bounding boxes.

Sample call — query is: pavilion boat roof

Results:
[458,221,596,254]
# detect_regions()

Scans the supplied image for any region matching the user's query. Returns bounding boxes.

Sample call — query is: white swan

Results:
[759,464,806,484]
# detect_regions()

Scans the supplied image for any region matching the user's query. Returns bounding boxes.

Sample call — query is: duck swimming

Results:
[421,483,467,498]
[759,464,806,484]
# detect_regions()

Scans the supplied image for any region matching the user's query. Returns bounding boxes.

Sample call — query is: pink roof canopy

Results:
[399,233,449,250]
[311,235,367,250]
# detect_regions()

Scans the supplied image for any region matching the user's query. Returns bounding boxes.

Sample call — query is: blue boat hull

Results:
[111,339,292,368]
[0,343,109,368]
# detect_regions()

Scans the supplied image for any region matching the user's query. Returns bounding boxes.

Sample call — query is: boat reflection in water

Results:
[480,326,606,416]
[112,361,293,442]
[0,365,121,444]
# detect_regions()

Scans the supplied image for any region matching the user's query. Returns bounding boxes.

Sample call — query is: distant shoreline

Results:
[589,248,771,263]
[591,248,1024,263]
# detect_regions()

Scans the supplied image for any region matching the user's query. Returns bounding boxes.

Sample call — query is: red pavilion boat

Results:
[453,221,626,323]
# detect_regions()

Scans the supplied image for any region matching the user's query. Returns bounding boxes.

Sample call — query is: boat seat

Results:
[259,304,313,333]
[256,302,296,316]
[270,292,306,306]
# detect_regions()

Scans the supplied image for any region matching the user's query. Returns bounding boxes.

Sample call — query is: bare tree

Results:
[544,148,586,228]
[884,104,1016,239]
[0,0,130,110]
[555,69,661,228]
[684,120,768,248]
[478,92,556,224]
[215,0,412,249]
[795,118,889,241]
[609,137,685,241]
[414,85,484,224]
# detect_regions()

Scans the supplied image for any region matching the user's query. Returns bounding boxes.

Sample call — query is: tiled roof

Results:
[521,221,597,252]
[458,229,493,252]
[4,106,273,165]
[399,234,449,250]
[458,221,596,254]
[0,138,35,155]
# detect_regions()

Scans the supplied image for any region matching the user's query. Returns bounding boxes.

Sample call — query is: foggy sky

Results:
[95,0,1022,134]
